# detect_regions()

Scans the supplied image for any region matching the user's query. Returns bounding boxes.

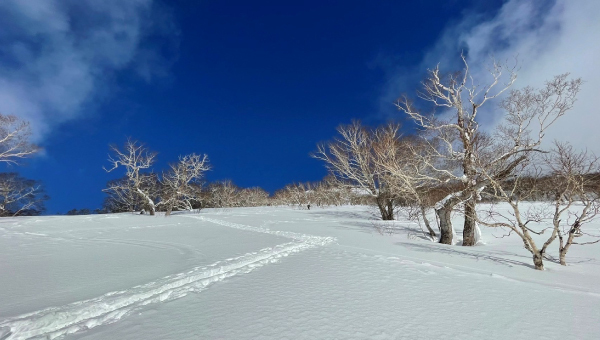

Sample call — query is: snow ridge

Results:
[0,217,335,340]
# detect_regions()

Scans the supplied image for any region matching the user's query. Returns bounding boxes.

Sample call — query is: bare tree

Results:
[397,55,581,246]
[476,152,565,270]
[543,142,600,265]
[0,173,48,216]
[102,176,141,213]
[237,187,270,207]
[207,180,240,208]
[310,177,349,207]
[273,177,365,208]
[476,141,595,270]
[104,139,158,215]
[0,114,39,164]
[313,121,397,220]
[161,153,211,215]
[273,183,311,208]
[373,130,438,240]
[273,185,295,207]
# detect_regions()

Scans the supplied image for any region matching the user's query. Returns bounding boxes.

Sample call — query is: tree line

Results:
[100,146,375,214]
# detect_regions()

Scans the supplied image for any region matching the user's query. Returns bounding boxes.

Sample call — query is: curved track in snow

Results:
[0,216,335,340]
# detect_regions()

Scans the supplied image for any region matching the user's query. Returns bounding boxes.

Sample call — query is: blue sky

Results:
[1,0,599,214]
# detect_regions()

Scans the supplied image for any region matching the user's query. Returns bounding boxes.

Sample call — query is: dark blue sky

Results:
[1,0,506,214]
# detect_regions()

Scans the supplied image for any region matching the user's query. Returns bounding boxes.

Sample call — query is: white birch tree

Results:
[373,130,438,239]
[207,180,239,208]
[0,114,39,164]
[543,142,600,266]
[0,173,48,216]
[313,121,397,220]
[161,153,210,215]
[104,139,159,215]
[102,176,141,213]
[396,56,581,246]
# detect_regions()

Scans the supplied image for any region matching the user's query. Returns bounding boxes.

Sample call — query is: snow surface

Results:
[1,205,599,339]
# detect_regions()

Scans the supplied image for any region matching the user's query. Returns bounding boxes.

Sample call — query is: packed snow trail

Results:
[184,215,336,246]
[0,216,335,340]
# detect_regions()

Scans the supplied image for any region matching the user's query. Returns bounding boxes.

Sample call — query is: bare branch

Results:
[0,114,39,165]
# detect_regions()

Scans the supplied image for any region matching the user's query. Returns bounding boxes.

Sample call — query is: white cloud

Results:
[381,0,600,154]
[0,0,177,140]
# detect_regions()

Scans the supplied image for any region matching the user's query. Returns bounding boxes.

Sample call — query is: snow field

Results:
[69,246,600,340]
[1,204,600,339]
[1,241,319,339]
[0,214,287,317]
[0,213,333,339]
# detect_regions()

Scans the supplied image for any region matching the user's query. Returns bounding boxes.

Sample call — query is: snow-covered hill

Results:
[1,205,599,339]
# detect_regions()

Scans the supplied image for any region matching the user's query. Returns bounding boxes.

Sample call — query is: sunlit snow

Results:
[1,204,599,339]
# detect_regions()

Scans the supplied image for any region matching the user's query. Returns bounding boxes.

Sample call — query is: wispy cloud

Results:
[378,0,600,153]
[0,0,178,140]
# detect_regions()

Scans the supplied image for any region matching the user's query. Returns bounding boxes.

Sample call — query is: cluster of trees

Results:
[103,171,378,213]
[0,114,46,216]
[102,139,210,216]
[273,177,372,208]
[205,180,270,208]
[314,56,598,270]
[101,143,377,213]
[65,208,107,215]
[101,151,277,213]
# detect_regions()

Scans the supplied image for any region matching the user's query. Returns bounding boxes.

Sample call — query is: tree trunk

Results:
[533,250,544,270]
[436,206,453,245]
[136,188,155,216]
[558,230,576,266]
[376,197,394,220]
[462,198,477,246]
[559,248,567,266]
[421,205,436,240]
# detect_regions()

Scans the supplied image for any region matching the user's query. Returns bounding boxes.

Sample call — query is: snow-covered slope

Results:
[1,205,599,339]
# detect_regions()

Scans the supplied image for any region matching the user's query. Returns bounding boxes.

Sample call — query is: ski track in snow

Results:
[0,216,335,340]
[186,215,336,246]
